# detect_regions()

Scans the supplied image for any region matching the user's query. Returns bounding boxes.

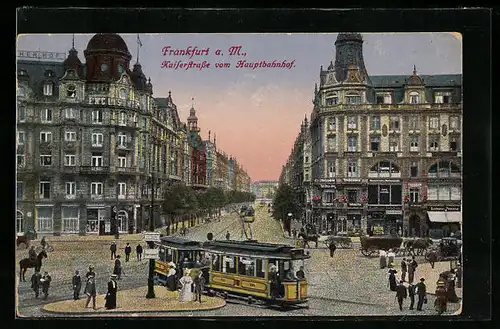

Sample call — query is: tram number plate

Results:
[248,282,256,287]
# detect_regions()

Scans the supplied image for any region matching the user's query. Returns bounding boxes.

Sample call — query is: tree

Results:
[272,183,301,235]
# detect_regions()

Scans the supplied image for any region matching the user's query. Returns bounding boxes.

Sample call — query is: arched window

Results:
[409,91,420,104]
[43,82,53,96]
[369,160,401,178]
[325,93,338,106]
[346,92,361,104]
[16,210,23,233]
[428,160,461,178]
[117,210,128,232]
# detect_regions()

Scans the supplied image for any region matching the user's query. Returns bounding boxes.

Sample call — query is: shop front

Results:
[367,206,402,236]
[426,204,462,238]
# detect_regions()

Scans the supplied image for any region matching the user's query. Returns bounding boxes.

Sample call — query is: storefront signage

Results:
[317,178,337,184]
[348,203,363,207]
[369,179,401,183]
[386,209,403,215]
[427,205,461,212]
[343,178,361,183]
[17,50,66,61]
[407,182,423,188]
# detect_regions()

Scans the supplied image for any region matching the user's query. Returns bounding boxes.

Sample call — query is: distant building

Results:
[252,181,279,202]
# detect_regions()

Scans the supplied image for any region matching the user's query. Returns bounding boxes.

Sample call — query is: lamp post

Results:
[145,171,156,299]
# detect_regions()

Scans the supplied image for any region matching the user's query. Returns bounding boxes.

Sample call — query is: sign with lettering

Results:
[17,50,66,61]
[348,203,363,207]
[427,205,461,212]
[144,232,161,242]
[144,248,160,260]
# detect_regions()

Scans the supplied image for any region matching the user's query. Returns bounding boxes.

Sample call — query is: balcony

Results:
[91,143,104,149]
[116,143,134,151]
[116,167,140,175]
[80,166,110,175]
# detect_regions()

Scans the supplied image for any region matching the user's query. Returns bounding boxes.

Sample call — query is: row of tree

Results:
[159,183,256,232]
[271,183,304,234]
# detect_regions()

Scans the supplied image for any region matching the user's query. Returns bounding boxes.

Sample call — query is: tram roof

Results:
[159,236,202,250]
[202,240,310,259]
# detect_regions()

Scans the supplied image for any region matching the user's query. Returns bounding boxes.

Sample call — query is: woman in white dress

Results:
[179,269,194,303]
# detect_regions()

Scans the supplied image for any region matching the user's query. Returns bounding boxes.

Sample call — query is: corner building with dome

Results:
[281,33,462,238]
[16,33,251,236]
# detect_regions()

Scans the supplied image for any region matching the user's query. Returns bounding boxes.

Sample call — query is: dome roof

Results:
[336,33,363,43]
[86,33,130,53]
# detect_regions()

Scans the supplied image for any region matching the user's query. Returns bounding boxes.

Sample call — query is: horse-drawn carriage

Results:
[359,235,403,256]
[323,233,354,249]
[402,237,434,256]
[425,237,461,261]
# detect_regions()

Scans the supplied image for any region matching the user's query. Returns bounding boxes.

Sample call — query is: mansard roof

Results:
[17,60,65,95]
[370,74,462,88]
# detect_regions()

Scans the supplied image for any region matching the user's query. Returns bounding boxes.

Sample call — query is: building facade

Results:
[281,33,462,238]
[252,181,279,202]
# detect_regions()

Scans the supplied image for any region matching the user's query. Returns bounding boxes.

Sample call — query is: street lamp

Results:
[145,171,156,299]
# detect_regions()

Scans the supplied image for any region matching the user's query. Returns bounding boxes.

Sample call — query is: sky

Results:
[17,33,462,182]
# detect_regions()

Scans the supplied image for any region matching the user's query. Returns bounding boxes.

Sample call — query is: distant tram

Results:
[240,205,255,223]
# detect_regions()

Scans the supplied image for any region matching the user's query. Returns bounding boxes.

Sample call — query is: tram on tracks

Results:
[201,239,310,307]
[241,205,255,223]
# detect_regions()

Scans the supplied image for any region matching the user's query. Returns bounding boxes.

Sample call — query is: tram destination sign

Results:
[144,232,161,242]
[17,50,65,61]
[144,248,160,260]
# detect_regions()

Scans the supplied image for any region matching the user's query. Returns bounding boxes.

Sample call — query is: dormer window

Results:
[45,70,54,77]
[66,85,76,98]
[326,93,338,106]
[43,82,53,96]
[376,93,392,104]
[434,91,452,104]
[409,92,420,104]
[119,89,127,100]
[346,93,361,104]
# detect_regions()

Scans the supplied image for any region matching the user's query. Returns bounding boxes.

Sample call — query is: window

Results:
[428,161,460,178]
[43,83,53,96]
[66,182,76,198]
[370,136,380,152]
[449,135,460,151]
[449,116,459,130]
[347,190,357,203]
[410,92,420,104]
[410,135,419,152]
[40,131,52,143]
[40,181,51,199]
[384,94,392,104]
[408,116,419,130]
[328,117,336,131]
[376,95,384,104]
[434,95,443,104]
[326,95,338,106]
[347,117,357,130]
[434,92,452,104]
[428,185,458,201]
[91,153,103,167]
[92,110,103,124]
[346,94,361,104]
[389,116,400,131]
[327,161,336,178]
[451,186,461,200]
[409,188,420,203]
[40,154,52,166]
[429,116,440,130]
[305,156,309,164]
[347,161,357,177]
[41,109,52,122]
[223,255,236,274]
[347,135,357,152]
[428,135,440,152]
[119,89,127,100]
[118,133,127,147]
[18,106,26,122]
[118,182,127,199]
[91,182,103,196]
[325,192,335,203]
[64,154,76,166]
[17,155,25,167]
[65,131,77,141]
[118,156,127,168]
[327,135,336,151]
[119,111,127,125]
[389,134,400,152]
[66,85,76,98]
[370,161,401,178]
[62,207,79,232]
[371,116,381,130]
[92,133,104,146]
[37,207,53,232]
[410,161,419,177]
[17,131,25,145]
[17,182,23,200]
[65,108,76,119]
[16,211,23,233]
[443,95,452,103]
[238,257,256,277]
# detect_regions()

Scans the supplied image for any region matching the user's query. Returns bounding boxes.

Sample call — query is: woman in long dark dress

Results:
[388,267,398,291]
[104,274,118,310]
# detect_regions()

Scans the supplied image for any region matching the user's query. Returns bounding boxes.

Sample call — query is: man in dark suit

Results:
[72,270,82,300]
[415,278,427,311]
[124,243,132,262]
[395,280,407,311]
[30,270,42,299]
[136,243,143,261]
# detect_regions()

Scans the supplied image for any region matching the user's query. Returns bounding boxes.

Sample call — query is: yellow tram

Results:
[240,205,255,223]
[201,240,310,306]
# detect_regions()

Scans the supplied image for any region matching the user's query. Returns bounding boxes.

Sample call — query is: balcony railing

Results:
[80,166,110,174]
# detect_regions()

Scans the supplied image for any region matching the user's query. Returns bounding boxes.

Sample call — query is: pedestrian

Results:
[395,280,408,311]
[72,270,82,300]
[179,269,194,303]
[110,241,117,260]
[193,271,206,303]
[84,273,97,310]
[328,240,337,258]
[387,249,395,266]
[41,236,47,249]
[136,243,143,261]
[428,249,438,269]
[388,265,398,291]
[225,231,230,240]
[124,243,132,262]
[415,278,427,311]
[408,283,416,310]
[401,258,408,282]
[113,255,122,280]
[30,269,42,299]
[166,262,177,291]
[435,280,447,315]
[408,256,418,283]
[105,274,118,310]
[40,271,52,300]
[379,249,387,269]
[445,272,459,303]
[86,265,96,279]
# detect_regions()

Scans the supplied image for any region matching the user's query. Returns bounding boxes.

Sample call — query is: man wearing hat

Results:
[84,271,97,310]
[434,279,447,315]
[105,274,118,310]
[86,265,96,279]
[415,278,427,311]
[113,255,122,280]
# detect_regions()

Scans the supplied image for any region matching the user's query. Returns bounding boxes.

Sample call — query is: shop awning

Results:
[427,211,462,223]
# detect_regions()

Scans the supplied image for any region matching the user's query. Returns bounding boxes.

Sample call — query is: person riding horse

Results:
[19,249,48,282]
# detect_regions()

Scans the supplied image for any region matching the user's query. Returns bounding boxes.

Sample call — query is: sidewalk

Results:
[415,261,463,299]
[41,286,226,315]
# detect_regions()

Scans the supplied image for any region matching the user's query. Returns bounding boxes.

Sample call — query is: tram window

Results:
[159,248,166,261]
[212,254,221,272]
[255,259,265,278]
[165,249,173,262]
[223,256,236,274]
[293,260,306,280]
[238,257,256,277]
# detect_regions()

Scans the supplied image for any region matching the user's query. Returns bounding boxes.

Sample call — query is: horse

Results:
[19,250,47,282]
[403,237,433,256]
[298,232,319,248]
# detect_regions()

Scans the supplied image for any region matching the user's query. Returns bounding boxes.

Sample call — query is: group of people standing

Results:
[110,241,143,263]
[30,270,51,300]
[75,265,119,310]
[163,262,206,303]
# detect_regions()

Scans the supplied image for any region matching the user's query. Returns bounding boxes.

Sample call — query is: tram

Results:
[153,236,206,284]
[201,239,310,307]
[242,205,255,223]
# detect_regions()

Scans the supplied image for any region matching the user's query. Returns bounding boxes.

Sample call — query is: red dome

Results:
[86,33,130,53]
